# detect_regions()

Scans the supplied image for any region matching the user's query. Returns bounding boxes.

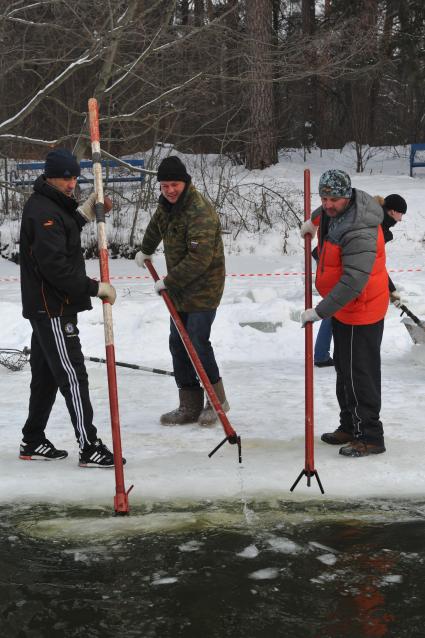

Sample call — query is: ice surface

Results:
[1,146,425,513]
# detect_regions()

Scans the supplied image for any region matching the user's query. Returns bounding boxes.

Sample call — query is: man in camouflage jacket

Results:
[135,156,229,426]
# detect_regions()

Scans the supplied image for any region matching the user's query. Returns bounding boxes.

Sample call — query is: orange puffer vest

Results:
[313,189,389,325]
[316,226,388,324]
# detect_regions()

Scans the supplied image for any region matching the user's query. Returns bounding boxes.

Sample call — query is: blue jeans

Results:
[314,317,333,363]
[169,310,220,389]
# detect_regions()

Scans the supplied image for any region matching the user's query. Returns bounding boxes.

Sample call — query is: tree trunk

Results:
[301,0,316,153]
[194,0,205,26]
[245,0,277,170]
[180,0,189,25]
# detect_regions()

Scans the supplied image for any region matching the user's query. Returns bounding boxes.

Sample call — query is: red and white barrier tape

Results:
[0,267,423,284]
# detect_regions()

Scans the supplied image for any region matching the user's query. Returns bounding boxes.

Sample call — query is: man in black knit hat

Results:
[135,156,229,427]
[19,148,124,468]
[378,193,408,307]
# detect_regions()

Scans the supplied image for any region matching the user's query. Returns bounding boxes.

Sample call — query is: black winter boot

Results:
[160,387,204,425]
[321,428,354,445]
[198,379,230,427]
[339,439,386,457]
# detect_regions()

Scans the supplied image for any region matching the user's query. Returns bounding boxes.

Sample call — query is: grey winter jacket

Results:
[312,189,388,324]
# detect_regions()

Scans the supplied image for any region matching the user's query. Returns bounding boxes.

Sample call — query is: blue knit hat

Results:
[44,148,80,178]
[319,169,352,198]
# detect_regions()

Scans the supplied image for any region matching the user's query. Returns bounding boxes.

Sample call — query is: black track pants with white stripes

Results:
[22,315,97,449]
[332,317,384,444]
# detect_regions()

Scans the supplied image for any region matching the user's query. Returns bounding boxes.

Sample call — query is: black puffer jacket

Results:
[20,176,99,319]
[374,196,398,292]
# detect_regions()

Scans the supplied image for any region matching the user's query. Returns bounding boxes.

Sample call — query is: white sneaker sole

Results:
[78,462,115,468]
[19,454,67,461]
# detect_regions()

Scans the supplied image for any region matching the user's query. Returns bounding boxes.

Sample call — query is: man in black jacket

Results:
[379,193,407,305]
[19,148,121,467]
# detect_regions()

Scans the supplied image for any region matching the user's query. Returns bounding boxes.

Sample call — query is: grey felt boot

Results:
[160,387,204,425]
[198,379,229,427]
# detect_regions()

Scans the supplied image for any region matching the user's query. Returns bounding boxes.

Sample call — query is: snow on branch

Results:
[116,7,128,25]
[104,27,162,95]
[105,73,202,123]
[0,134,61,145]
[101,149,157,176]
[105,1,175,95]
[6,1,62,17]
[0,52,98,134]
[151,4,236,55]
[4,0,66,27]
[5,16,70,29]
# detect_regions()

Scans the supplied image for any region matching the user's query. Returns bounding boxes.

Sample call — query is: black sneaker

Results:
[79,439,126,468]
[19,439,68,461]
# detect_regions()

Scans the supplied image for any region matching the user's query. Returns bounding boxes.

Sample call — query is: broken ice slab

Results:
[239,321,282,333]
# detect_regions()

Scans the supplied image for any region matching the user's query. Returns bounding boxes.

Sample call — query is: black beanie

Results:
[384,194,407,214]
[157,156,191,183]
[44,148,81,178]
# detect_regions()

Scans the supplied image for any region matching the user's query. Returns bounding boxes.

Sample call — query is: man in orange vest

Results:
[300,169,389,457]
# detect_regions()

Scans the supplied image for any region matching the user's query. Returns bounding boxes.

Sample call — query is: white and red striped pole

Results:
[88,97,132,514]
[303,169,317,481]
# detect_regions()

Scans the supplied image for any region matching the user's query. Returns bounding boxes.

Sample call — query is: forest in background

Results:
[0,0,424,260]
[0,0,424,173]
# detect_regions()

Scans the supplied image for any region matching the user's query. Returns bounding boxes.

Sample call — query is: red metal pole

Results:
[290,169,324,493]
[144,259,241,461]
[88,98,133,514]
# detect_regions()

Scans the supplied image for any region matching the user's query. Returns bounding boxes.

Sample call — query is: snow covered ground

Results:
[1,146,425,509]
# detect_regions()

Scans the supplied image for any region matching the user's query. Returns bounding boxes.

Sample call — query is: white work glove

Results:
[97,282,117,305]
[390,290,403,308]
[154,279,167,295]
[300,219,318,238]
[135,251,153,268]
[77,192,97,222]
[301,308,321,327]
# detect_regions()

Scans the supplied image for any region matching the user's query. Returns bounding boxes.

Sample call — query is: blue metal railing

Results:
[409,143,425,177]
[12,158,145,185]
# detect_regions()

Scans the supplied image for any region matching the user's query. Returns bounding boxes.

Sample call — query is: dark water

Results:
[1,499,425,638]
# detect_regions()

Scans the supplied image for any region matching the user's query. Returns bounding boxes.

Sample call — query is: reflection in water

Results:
[352,554,396,637]
[0,500,425,638]
[315,526,398,638]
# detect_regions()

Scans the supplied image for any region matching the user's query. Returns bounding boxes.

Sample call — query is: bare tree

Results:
[0,0,423,166]
[245,0,278,169]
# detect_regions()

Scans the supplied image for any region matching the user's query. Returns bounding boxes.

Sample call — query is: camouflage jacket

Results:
[141,184,225,312]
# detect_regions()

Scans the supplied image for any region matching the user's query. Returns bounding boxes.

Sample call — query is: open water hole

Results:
[1,498,425,638]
